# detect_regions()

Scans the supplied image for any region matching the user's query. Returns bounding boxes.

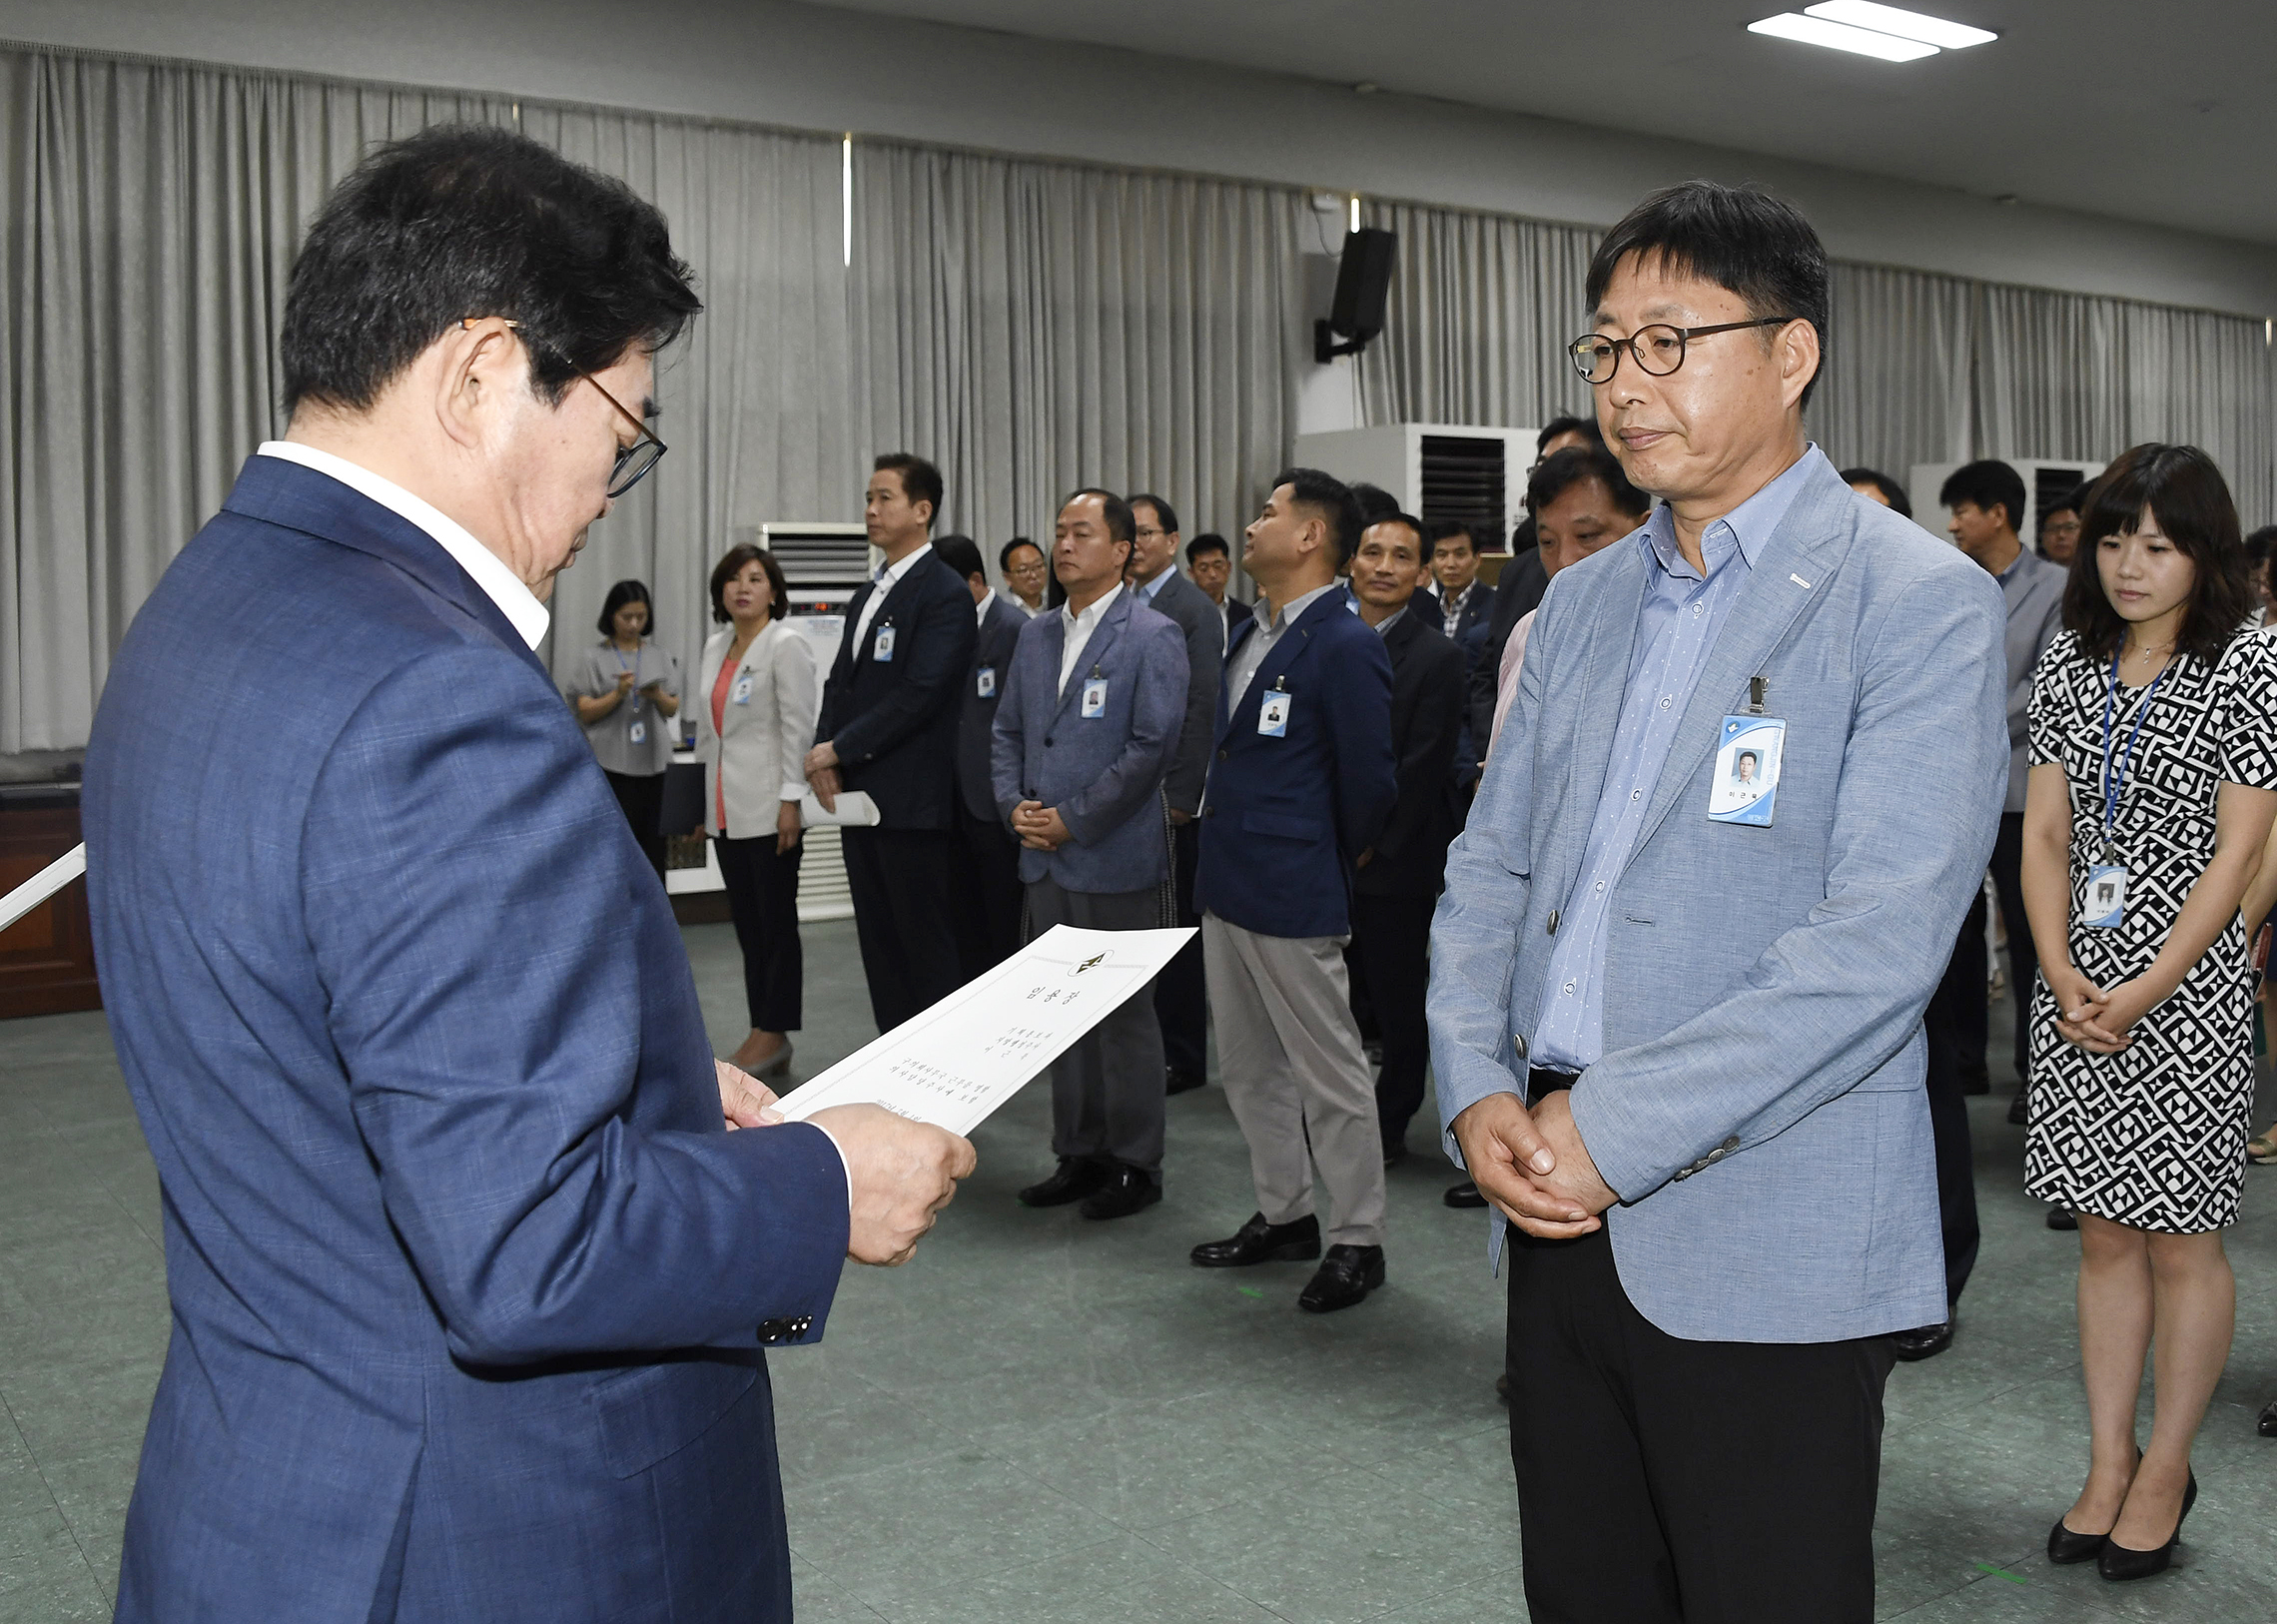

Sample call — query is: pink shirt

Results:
[1489,609,1537,757]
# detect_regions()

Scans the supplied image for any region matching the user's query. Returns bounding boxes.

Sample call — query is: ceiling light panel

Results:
[1803,2,1998,49]
[1747,13,1939,61]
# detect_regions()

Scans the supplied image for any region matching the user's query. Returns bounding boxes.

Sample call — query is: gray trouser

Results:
[1201,910,1386,1247]
[1027,878,1166,1176]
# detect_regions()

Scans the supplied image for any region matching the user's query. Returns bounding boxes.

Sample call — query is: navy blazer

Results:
[1195,589,1397,938]
[1355,609,1467,899]
[957,591,1030,824]
[84,455,849,1624]
[990,588,1188,893]
[815,547,978,829]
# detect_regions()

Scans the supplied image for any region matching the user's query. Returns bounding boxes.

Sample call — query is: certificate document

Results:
[776,924,1195,1135]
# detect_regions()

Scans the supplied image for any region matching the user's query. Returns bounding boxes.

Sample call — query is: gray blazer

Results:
[1429,454,2007,1343]
[1998,549,2066,814]
[1136,569,1225,816]
[990,589,1188,894]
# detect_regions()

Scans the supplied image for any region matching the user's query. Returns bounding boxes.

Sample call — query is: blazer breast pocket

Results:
[592,1352,760,1479]
[1242,810,1326,842]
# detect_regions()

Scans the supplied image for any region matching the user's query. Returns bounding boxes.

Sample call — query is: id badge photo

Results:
[873,623,896,662]
[1080,677,1108,718]
[1257,689,1290,738]
[1707,715,1785,827]
[2083,864,2128,930]
[977,666,997,698]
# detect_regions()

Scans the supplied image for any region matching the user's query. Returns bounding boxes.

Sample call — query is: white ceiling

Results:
[803,0,2277,247]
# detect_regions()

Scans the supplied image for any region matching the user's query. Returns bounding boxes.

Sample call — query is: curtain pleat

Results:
[5,39,2273,750]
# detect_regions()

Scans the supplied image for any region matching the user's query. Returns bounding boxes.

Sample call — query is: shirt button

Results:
[1631,789,1641,801]
[1563,980,1577,995]
[1660,696,1672,709]
[1693,604,1704,617]
[1595,881,1605,892]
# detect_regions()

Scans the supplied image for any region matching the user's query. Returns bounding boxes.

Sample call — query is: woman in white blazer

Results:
[696,544,819,1080]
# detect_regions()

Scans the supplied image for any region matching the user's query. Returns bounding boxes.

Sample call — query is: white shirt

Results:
[1225,580,1341,710]
[853,541,935,654]
[1058,581,1123,697]
[974,587,998,627]
[256,440,549,649]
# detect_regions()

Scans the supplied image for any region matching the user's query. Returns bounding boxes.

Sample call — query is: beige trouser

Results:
[1201,910,1386,1248]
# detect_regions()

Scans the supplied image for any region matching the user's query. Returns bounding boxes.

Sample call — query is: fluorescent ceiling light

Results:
[1804,2,1998,49]
[1747,13,1939,61]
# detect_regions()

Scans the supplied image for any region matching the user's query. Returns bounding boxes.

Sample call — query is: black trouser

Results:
[1988,811,2036,1085]
[952,808,1024,982]
[1345,891,1435,1149]
[603,769,668,884]
[1153,816,1208,1082]
[1920,884,1986,1307]
[840,826,962,1033]
[1506,1224,1896,1624]
[715,834,803,1033]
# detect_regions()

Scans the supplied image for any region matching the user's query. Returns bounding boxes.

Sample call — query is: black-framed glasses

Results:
[463,318,668,497]
[1567,317,1797,386]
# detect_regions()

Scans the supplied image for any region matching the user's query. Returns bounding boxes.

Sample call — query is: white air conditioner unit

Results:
[1908,459,2105,548]
[1292,423,1539,551]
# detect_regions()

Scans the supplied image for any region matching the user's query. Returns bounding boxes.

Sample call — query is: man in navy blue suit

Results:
[1189,469,1398,1312]
[83,126,974,1624]
[807,453,979,1031]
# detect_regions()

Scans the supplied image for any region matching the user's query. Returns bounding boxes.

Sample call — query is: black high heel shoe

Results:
[2046,1517,2108,1565]
[2097,1471,2196,1581]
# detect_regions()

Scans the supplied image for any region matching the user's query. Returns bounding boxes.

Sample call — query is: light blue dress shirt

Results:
[1529,446,1829,1073]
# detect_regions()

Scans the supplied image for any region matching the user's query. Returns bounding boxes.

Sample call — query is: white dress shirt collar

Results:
[1058,580,1124,696]
[257,440,549,649]
[853,541,935,650]
[975,586,998,626]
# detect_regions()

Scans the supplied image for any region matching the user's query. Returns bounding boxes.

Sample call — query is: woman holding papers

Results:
[697,543,818,1080]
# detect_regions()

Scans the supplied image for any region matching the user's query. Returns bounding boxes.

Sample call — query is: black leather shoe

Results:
[1165,1068,1206,1096]
[1019,1158,1109,1208]
[2048,1208,2078,1231]
[2259,1399,2277,1438]
[2007,1086,2029,1127]
[1189,1212,1320,1267]
[2098,1472,2196,1581]
[1444,1180,1488,1210]
[1298,1243,1385,1312]
[2048,1517,2108,1565]
[1079,1167,1161,1220]
[1891,1320,1954,1361]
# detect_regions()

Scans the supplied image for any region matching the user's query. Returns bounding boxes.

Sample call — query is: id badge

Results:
[1707,715,1785,827]
[731,673,754,706]
[1257,690,1291,738]
[977,666,997,699]
[628,719,646,745]
[873,624,896,662]
[2083,865,2128,930]
[1081,678,1108,718]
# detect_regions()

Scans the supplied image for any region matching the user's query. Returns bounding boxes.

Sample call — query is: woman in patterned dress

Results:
[2020,443,2277,1582]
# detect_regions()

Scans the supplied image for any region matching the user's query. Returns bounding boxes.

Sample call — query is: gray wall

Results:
[7,0,2277,317]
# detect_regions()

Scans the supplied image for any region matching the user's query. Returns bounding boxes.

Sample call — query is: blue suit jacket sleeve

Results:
[1060,618,1188,847]
[304,646,850,1365]
[1568,569,2007,1200]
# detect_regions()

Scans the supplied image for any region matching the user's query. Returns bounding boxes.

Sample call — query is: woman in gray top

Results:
[564,579,683,881]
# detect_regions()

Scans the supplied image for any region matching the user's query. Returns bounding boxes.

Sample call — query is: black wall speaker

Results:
[1315,227,1396,363]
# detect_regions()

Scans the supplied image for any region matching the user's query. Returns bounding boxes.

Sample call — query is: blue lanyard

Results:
[2098,649,2169,855]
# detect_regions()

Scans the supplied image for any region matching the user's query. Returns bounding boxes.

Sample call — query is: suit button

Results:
[1045,735,1054,746]
[1203,806,1216,819]
[757,1317,791,1344]
[1217,749,1228,761]
[1546,910,1560,936]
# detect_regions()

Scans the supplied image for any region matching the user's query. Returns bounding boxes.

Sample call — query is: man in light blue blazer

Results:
[994,489,1189,1219]
[82,127,972,1624]
[1430,183,2006,1624]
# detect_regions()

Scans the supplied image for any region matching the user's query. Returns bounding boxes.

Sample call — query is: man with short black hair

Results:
[1841,466,1912,517]
[1001,536,1048,616]
[937,533,1028,978]
[809,453,979,1032]
[1189,468,1397,1313]
[1186,532,1234,636]
[1424,520,1492,645]
[2037,489,2083,568]
[1128,493,1225,1097]
[1435,180,2004,1620]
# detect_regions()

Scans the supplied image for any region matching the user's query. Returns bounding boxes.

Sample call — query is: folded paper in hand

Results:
[798,789,881,827]
[776,924,1195,1135]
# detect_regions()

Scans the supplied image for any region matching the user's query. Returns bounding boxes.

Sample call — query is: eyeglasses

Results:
[1567,317,1797,386]
[461,318,668,497]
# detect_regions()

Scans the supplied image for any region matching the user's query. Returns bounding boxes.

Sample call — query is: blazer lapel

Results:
[1050,590,1131,726]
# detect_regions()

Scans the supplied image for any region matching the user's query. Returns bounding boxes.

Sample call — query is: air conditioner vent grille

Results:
[1419,434,1507,546]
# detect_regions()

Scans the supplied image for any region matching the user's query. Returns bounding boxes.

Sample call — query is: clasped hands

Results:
[2043,961,2156,1055]
[714,1060,976,1267]
[802,741,841,812]
[1011,800,1071,851]
[1450,1089,1619,1239]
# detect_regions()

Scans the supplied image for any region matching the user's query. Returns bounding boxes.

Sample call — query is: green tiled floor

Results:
[3,921,2274,1621]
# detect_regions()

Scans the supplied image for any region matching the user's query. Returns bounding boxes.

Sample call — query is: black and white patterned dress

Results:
[2023,627,2277,1232]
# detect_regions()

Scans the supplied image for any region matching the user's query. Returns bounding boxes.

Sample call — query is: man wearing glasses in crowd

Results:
[1431,180,2005,1623]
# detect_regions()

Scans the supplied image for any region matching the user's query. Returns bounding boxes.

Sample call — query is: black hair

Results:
[1527,444,1651,518]
[1739,750,1759,767]
[709,543,789,624]
[1427,519,1479,552]
[1584,180,1829,410]
[1270,467,1367,570]
[933,533,986,584]
[1840,467,1912,518]
[1185,532,1230,563]
[1060,488,1137,555]
[1363,511,1427,551]
[1129,493,1180,535]
[2042,487,2085,524]
[1938,460,2028,534]
[282,125,699,413]
[1347,482,1401,525]
[2251,526,2277,601]
[1536,416,1604,454]
[1000,536,1043,571]
[873,452,944,528]
[596,578,653,640]
[2062,443,2251,667]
